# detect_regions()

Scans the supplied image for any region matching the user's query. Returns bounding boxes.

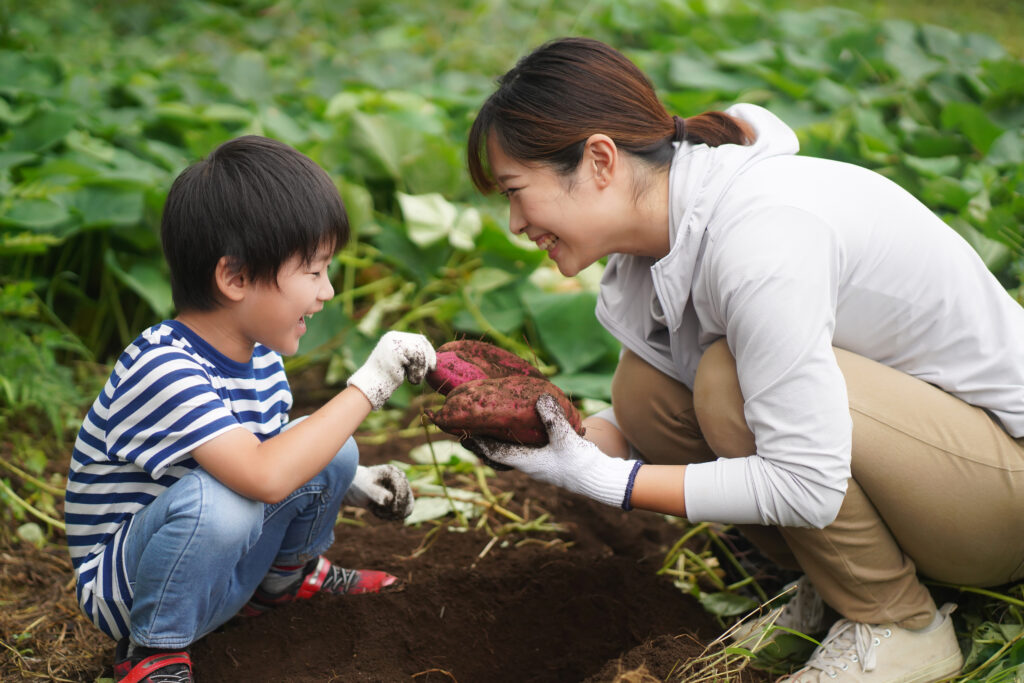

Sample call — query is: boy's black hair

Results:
[161,135,349,312]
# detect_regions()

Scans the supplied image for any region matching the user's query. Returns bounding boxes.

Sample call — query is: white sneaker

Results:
[730,576,830,646]
[777,603,964,682]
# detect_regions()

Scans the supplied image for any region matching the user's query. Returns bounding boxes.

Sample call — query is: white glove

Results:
[343,464,415,520]
[464,394,643,509]
[348,331,436,410]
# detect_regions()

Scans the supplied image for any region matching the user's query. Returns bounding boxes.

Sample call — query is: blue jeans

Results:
[121,437,359,648]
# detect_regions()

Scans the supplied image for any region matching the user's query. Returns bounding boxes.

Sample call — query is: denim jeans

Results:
[121,437,359,648]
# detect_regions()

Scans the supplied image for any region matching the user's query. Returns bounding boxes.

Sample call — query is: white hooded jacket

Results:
[596,104,1024,528]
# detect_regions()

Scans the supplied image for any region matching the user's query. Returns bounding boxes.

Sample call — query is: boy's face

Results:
[241,247,335,356]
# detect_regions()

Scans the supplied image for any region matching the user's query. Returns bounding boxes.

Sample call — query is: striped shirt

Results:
[66,320,291,639]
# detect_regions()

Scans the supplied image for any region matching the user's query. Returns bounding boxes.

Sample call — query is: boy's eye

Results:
[500,188,519,199]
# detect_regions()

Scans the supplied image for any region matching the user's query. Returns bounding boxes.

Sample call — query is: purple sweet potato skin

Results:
[426,351,490,395]
[426,340,544,395]
[425,376,585,446]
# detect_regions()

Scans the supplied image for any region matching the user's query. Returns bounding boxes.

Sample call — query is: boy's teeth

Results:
[538,235,558,250]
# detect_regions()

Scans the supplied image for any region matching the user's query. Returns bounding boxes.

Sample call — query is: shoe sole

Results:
[892,652,964,683]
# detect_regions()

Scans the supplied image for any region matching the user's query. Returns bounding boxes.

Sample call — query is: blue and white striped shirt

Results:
[66,320,292,639]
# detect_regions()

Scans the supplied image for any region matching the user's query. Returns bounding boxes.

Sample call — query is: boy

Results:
[65,135,436,682]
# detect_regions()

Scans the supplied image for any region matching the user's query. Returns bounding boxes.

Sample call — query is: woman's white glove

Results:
[348,331,436,410]
[464,394,643,509]
[343,464,415,520]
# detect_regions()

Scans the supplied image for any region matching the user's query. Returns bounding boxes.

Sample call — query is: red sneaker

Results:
[240,556,403,617]
[114,639,193,683]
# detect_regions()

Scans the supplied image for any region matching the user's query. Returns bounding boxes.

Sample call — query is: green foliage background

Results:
[1,0,1023,677]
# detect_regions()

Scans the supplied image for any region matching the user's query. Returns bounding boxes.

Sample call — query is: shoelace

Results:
[804,618,893,677]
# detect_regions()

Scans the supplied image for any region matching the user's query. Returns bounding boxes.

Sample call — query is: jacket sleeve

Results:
[683,207,851,528]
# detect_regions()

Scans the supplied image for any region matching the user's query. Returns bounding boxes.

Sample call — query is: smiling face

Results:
[486,134,616,278]
[238,247,335,357]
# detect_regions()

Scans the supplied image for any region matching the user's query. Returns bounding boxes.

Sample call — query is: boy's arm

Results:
[193,331,435,503]
[191,385,373,503]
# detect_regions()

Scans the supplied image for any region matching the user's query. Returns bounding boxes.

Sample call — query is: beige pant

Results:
[612,341,1024,628]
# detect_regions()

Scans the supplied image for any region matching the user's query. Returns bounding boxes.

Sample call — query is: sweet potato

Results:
[426,339,544,395]
[425,375,585,446]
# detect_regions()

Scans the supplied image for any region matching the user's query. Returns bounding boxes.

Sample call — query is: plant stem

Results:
[0,459,65,497]
[0,478,65,530]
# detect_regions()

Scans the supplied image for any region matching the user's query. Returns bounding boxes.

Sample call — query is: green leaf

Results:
[397,191,456,246]
[259,106,308,146]
[0,151,36,171]
[903,155,961,178]
[521,288,618,374]
[986,130,1024,168]
[881,24,942,84]
[17,522,46,548]
[466,267,516,295]
[450,207,482,251]
[225,50,272,103]
[0,51,63,92]
[453,284,525,336]
[104,252,174,318]
[298,298,352,356]
[549,373,614,401]
[853,107,900,157]
[0,231,64,255]
[338,179,374,235]
[7,109,76,153]
[941,102,1005,154]
[0,98,34,125]
[699,591,759,617]
[668,54,763,93]
[69,186,144,228]
[201,103,253,125]
[349,111,403,179]
[397,192,479,249]
[0,198,70,230]
[920,176,975,211]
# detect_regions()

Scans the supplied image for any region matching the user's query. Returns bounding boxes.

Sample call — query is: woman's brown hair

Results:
[467,37,754,194]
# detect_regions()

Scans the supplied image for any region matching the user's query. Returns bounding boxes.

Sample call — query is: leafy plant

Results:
[1,0,1022,678]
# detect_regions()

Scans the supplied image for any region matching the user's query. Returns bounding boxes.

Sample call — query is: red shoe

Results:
[240,556,403,617]
[114,639,193,683]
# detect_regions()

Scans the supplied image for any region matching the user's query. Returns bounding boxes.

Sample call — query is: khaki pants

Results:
[612,341,1024,627]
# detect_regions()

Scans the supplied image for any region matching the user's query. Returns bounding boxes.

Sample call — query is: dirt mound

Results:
[191,434,761,682]
[1,431,771,682]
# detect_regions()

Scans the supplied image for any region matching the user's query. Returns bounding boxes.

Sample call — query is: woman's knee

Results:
[694,339,755,458]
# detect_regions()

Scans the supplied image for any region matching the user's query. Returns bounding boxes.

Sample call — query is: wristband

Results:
[621,461,643,511]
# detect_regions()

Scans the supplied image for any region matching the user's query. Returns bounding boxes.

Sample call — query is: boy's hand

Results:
[348,331,436,409]
[344,464,415,520]
[463,394,640,509]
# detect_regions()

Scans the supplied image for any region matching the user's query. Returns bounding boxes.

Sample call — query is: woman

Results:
[463,37,1024,682]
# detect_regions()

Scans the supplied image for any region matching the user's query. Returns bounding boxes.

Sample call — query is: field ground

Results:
[2,420,782,682]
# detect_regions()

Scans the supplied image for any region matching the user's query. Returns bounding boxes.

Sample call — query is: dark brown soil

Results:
[1,429,773,682]
[191,433,759,682]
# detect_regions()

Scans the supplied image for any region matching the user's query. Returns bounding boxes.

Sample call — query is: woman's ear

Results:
[214,256,248,303]
[584,134,618,189]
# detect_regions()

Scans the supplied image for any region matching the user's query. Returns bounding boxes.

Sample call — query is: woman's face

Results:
[486,135,615,277]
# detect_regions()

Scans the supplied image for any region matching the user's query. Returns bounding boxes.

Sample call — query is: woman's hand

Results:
[464,394,641,508]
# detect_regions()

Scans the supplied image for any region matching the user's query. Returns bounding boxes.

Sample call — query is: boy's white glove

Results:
[463,394,643,509]
[348,331,436,410]
[343,464,415,520]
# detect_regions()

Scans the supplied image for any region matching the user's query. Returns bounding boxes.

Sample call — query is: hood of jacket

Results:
[595,103,799,388]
